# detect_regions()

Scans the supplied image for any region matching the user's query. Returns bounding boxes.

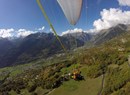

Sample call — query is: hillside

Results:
[62,31,92,42]
[0,28,130,95]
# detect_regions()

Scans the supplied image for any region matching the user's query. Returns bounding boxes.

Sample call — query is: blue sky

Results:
[0,0,130,37]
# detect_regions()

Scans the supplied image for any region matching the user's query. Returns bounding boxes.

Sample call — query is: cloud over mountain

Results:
[93,8,130,31]
[0,26,47,38]
[61,28,83,36]
[0,29,14,38]
[0,28,35,38]
[17,29,35,37]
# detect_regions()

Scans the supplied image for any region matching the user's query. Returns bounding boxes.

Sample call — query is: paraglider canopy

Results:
[57,0,83,25]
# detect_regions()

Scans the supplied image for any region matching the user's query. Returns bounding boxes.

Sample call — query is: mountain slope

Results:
[0,38,14,57]
[91,24,128,45]
[63,32,92,42]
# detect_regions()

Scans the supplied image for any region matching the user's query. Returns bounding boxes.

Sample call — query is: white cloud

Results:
[61,28,83,36]
[93,8,130,31]
[0,28,14,38]
[0,28,35,38]
[118,0,130,6]
[17,29,35,37]
[84,29,98,34]
[38,26,45,31]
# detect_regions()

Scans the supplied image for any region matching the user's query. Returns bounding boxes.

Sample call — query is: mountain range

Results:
[0,24,129,68]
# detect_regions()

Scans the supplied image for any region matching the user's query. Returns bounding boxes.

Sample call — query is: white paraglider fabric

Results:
[57,0,83,25]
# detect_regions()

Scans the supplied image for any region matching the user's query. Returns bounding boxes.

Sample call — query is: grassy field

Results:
[9,87,51,95]
[49,66,103,95]
[49,77,102,95]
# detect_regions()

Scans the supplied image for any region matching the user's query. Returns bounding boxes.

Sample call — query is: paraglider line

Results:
[36,0,67,53]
